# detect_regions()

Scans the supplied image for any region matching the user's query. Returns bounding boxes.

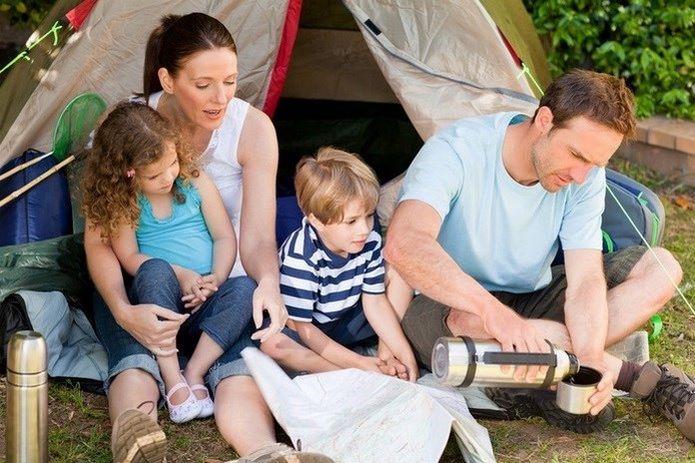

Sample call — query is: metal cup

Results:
[556,366,602,414]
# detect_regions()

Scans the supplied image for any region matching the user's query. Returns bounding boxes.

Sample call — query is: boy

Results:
[261,147,418,381]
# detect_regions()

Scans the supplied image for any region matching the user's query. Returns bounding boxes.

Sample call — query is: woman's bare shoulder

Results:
[237,104,278,167]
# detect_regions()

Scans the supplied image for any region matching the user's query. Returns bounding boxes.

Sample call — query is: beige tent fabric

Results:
[0,0,289,167]
[282,28,398,104]
[1,0,544,170]
[341,0,539,226]
[344,0,537,141]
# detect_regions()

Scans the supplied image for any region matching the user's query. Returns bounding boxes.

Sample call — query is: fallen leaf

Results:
[672,195,694,209]
[68,410,75,420]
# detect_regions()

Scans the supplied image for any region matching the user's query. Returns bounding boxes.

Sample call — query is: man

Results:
[384,69,693,440]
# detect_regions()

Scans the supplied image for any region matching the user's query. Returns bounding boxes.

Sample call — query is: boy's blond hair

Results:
[295,147,379,224]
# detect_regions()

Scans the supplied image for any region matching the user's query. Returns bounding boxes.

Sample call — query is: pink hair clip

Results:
[126,168,135,178]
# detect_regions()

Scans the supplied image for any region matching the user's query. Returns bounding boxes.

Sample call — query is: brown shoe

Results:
[111,408,167,462]
[631,361,695,441]
[235,443,334,463]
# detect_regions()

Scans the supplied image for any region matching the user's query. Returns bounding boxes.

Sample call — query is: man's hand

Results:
[581,358,615,415]
[116,303,188,356]
[250,278,288,343]
[482,304,550,382]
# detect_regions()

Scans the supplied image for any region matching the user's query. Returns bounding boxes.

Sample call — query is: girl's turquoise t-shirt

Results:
[136,179,213,275]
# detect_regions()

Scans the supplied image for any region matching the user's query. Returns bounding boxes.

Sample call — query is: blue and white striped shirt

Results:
[279,218,385,324]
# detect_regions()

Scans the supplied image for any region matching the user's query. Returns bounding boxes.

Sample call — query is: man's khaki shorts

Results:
[401,246,648,369]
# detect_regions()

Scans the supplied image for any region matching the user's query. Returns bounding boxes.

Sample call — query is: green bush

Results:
[0,0,55,28]
[523,0,695,120]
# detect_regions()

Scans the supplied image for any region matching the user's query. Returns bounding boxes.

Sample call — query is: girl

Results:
[83,101,251,424]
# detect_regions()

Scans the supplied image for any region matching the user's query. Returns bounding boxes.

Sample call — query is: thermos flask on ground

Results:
[6,330,49,463]
[432,336,580,388]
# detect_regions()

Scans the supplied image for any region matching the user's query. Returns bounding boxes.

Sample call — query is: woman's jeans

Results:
[94,259,257,397]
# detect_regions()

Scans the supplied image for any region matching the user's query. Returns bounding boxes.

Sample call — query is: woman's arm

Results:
[237,106,288,341]
[193,171,236,284]
[84,224,187,355]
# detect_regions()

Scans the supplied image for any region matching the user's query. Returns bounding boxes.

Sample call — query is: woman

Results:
[86,13,332,463]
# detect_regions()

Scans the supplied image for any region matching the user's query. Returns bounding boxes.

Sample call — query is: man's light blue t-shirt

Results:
[398,112,606,293]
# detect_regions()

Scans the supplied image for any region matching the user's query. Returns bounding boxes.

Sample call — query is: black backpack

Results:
[0,293,32,373]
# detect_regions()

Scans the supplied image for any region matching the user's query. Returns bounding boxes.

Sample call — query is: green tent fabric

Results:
[0,234,91,310]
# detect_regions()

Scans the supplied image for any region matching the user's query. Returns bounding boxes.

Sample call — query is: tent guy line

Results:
[0,21,63,75]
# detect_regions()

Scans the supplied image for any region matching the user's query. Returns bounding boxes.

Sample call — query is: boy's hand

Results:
[379,339,418,382]
[377,341,408,380]
[581,357,615,415]
[393,347,419,382]
[359,356,388,374]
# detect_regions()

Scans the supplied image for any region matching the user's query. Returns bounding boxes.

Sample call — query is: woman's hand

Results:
[116,303,188,356]
[250,278,288,343]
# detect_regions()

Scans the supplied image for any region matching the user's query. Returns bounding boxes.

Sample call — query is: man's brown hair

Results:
[295,147,379,224]
[533,69,636,138]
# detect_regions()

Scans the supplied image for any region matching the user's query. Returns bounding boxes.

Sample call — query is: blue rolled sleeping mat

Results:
[0,149,73,246]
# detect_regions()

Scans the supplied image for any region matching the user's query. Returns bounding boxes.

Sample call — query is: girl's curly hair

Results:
[81,101,199,240]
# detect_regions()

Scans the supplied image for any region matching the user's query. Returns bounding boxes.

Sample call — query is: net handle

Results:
[0,154,76,208]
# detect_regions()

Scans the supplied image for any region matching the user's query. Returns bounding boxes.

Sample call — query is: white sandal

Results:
[165,378,201,424]
[191,384,214,419]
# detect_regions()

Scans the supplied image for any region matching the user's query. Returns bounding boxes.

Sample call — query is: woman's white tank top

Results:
[146,91,250,277]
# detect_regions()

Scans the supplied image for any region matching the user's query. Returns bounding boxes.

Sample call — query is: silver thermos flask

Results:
[6,331,49,463]
[432,336,579,388]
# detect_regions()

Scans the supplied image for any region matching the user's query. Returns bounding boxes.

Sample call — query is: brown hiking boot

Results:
[234,443,334,463]
[111,406,167,463]
[485,387,615,434]
[631,361,695,442]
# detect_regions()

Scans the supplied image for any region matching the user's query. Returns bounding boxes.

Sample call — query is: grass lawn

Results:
[0,160,693,462]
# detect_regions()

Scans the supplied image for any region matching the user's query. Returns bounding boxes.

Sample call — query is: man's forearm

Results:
[564,275,608,361]
[384,230,494,318]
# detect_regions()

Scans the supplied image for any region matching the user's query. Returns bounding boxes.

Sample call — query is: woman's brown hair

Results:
[143,13,237,102]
